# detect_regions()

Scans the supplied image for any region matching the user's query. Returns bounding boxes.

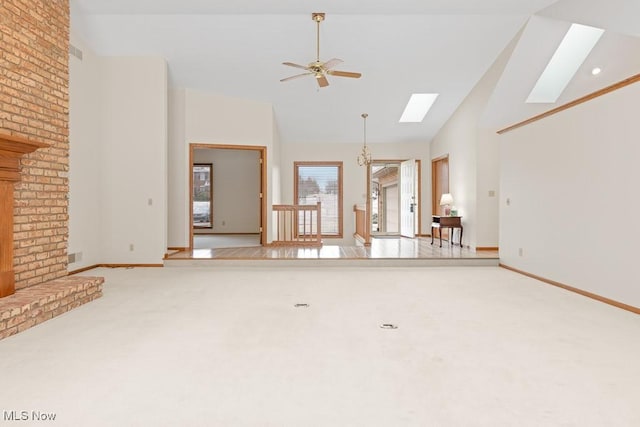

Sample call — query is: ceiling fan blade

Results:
[322,58,343,70]
[316,74,329,88]
[327,70,362,79]
[280,72,313,82]
[283,62,310,71]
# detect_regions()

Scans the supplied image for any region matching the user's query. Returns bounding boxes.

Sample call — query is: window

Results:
[294,161,343,237]
[193,163,212,228]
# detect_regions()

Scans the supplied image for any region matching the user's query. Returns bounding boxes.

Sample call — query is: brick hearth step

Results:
[0,276,104,340]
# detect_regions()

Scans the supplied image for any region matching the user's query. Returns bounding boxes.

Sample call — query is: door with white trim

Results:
[400,159,417,238]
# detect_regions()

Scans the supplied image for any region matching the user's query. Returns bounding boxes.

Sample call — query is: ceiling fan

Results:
[281,12,362,88]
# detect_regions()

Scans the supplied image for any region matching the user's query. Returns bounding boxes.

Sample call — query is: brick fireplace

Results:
[0,133,48,297]
[0,0,104,339]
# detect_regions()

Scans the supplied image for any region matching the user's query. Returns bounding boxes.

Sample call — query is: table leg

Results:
[460,226,463,247]
[439,227,442,247]
[431,227,434,245]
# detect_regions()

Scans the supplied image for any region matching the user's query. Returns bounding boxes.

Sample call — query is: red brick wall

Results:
[0,0,70,289]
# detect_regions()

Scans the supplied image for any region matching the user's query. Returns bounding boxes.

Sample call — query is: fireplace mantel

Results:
[0,132,49,298]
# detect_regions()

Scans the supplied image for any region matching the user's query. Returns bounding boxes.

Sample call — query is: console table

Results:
[431,215,463,247]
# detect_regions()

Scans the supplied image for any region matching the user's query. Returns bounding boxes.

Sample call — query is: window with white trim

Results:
[294,161,343,237]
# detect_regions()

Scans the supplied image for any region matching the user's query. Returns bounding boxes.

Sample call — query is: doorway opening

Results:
[189,144,267,250]
[431,154,450,240]
[368,159,421,238]
[371,162,399,235]
[193,163,212,229]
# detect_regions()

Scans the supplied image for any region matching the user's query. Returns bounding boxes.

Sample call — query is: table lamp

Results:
[440,193,453,216]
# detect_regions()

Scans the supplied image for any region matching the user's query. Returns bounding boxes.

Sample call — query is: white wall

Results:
[68,35,103,269]
[168,89,276,246]
[168,87,188,247]
[69,40,169,266]
[500,82,640,308]
[193,148,261,233]
[100,57,168,263]
[270,119,283,238]
[476,129,501,247]
[430,35,517,249]
[185,90,273,145]
[271,118,282,206]
[280,141,431,245]
[430,105,479,247]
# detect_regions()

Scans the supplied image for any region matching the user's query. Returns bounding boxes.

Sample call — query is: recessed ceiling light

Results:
[591,67,602,75]
[399,93,439,123]
[526,23,604,103]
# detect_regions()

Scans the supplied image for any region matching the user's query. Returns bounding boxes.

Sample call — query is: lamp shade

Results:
[439,193,453,206]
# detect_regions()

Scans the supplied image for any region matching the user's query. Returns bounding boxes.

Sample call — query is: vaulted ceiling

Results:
[71,0,640,144]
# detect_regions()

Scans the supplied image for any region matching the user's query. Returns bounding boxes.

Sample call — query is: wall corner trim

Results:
[497,73,640,135]
[499,263,640,315]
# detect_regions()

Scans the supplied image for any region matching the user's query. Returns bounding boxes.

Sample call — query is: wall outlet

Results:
[148,198,153,206]
[506,198,511,206]
[488,190,496,197]
[518,248,524,257]
[222,220,226,226]
[129,243,134,251]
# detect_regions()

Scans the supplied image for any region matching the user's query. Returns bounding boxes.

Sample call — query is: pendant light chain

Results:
[357,113,372,166]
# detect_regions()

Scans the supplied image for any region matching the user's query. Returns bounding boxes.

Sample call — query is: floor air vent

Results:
[380,324,398,329]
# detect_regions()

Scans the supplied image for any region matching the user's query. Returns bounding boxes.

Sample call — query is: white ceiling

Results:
[71,0,640,144]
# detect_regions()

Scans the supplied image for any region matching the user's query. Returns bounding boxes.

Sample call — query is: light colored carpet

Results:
[1,266,639,426]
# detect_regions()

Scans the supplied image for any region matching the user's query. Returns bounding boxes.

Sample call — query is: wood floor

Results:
[164,236,499,267]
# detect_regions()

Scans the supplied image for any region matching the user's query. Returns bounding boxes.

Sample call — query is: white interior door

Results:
[400,159,416,238]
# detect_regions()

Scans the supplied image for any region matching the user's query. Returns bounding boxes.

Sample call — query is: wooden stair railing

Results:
[272,202,322,247]
[353,204,371,246]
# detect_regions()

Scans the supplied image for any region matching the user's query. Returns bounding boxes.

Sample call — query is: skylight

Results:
[526,23,604,104]
[399,93,439,123]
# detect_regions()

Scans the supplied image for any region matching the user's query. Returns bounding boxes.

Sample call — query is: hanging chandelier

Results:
[357,113,372,166]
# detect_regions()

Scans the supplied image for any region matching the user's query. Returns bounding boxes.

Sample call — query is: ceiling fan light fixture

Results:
[280,12,362,88]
